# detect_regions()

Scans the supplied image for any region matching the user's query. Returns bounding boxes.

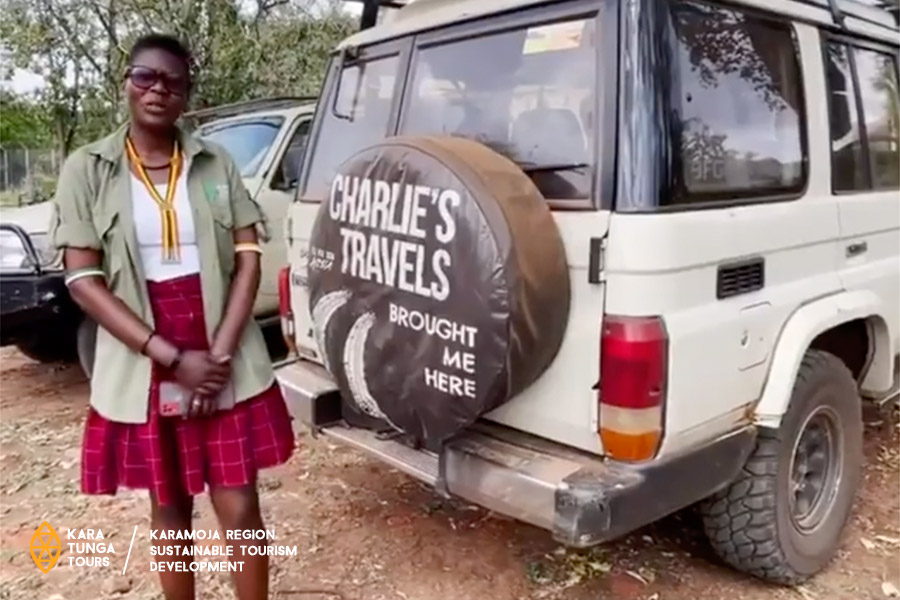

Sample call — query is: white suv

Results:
[275,0,900,584]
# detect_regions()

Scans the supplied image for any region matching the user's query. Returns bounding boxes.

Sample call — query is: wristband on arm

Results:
[234,242,262,255]
[64,267,106,287]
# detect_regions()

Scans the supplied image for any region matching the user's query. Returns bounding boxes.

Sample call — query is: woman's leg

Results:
[150,492,195,600]
[210,484,268,600]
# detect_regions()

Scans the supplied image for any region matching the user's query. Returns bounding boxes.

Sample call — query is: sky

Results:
[3,69,44,95]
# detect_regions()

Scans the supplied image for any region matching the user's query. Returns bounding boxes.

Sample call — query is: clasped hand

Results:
[172,350,231,418]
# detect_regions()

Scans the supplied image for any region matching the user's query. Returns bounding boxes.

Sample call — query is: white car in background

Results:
[0,201,78,362]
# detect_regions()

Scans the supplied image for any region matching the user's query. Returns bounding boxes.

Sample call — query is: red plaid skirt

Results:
[80,274,295,506]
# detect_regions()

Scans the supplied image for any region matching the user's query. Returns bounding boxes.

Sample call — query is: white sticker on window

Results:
[522,20,586,55]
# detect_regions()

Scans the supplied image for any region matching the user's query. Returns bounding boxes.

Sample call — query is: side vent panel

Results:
[717,257,765,300]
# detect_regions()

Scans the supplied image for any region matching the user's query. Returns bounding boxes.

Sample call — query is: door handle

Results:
[846,241,868,258]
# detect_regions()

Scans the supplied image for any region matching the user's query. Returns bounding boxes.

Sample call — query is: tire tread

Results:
[699,349,859,585]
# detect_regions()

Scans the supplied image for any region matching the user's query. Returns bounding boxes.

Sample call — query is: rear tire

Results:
[700,349,863,584]
[15,324,78,364]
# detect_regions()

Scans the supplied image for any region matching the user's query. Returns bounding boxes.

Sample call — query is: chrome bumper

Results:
[276,359,756,547]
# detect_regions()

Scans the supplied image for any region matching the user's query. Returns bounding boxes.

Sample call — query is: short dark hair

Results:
[128,33,193,77]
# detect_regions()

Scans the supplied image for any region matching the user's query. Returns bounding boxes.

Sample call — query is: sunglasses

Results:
[125,65,189,97]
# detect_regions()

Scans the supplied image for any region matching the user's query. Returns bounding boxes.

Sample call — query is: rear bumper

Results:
[276,359,756,546]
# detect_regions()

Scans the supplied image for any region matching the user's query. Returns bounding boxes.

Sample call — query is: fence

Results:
[0,147,62,207]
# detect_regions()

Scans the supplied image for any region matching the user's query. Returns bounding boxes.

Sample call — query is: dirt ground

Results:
[0,347,897,600]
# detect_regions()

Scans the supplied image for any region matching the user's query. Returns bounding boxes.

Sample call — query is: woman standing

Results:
[50,34,295,600]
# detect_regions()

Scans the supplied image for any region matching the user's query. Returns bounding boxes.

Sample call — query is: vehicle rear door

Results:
[287,38,413,360]
[396,2,613,453]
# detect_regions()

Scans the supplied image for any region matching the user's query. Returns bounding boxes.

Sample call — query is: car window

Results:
[271,119,312,190]
[825,42,900,192]
[401,16,597,200]
[667,1,805,205]
[825,43,869,192]
[304,55,400,197]
[198,117,284,177]
[854,47,900,190]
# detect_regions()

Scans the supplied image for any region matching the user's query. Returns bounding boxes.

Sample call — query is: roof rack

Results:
[827,0,848,26]
[813,0,900,29]
[344,0,412,30]
[182,96,318,125]
[885,0,900,25]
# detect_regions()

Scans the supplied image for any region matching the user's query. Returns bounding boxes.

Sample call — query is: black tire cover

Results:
[307,136,570,445]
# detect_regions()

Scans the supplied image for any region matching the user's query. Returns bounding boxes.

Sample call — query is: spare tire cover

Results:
[307,136,570,445]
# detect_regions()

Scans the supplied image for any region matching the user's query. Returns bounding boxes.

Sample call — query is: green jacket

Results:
[50,121,275,423]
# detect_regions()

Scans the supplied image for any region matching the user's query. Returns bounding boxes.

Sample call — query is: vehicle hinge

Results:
[588,237,606,284]
[285,212,293,248]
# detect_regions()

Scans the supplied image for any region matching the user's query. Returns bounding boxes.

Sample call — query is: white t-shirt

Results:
[131,171,201,281]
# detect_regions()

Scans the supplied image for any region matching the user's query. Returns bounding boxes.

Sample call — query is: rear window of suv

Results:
[304,55,400,196]
[302,11,601,204]
[400,16,598,201]
[666,1,806,206]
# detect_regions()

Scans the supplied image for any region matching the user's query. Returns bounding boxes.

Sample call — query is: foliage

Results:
[254,3,356,99]
[0,0,356,155]
[0,91,52,147]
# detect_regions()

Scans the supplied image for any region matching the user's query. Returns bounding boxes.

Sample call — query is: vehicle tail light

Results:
[278,266,297,356]
[598,315,667,462]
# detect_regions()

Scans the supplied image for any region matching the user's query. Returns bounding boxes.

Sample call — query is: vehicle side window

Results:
[667,1,806,205]
[271,119,311,190]
[854,47,899,190]
[825,43,868,191]
[825,42,900,192]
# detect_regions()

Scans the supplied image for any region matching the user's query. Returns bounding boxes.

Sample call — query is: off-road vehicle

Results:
[276,0,900,584]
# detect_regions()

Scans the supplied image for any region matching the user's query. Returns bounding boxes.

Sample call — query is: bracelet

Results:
[139,331,155,356]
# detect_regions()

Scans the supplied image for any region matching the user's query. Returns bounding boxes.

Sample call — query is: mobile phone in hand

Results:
[159,381,191,417]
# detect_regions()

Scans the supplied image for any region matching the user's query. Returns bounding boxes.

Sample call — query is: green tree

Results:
[254,3,356,98]
[1,0,93,155]
[0,90,53,147]
[0,0,355,155]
